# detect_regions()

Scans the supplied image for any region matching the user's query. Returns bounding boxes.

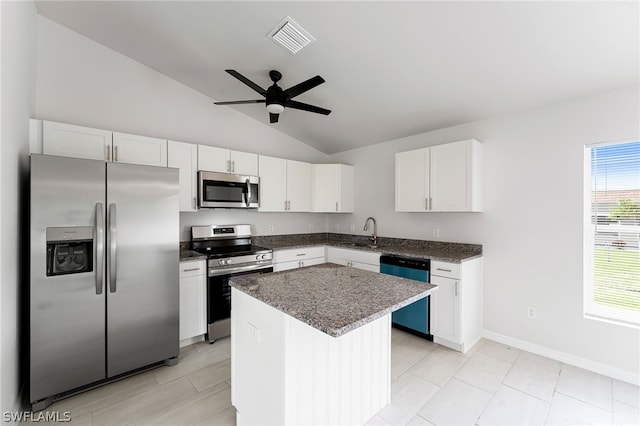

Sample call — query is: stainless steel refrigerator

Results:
[29,154,180,411]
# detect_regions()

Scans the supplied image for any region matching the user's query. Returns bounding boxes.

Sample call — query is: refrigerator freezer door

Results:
[106,162,179,377]
[30,155,107,402]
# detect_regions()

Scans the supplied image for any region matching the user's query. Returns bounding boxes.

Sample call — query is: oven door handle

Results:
[208,263,272,277]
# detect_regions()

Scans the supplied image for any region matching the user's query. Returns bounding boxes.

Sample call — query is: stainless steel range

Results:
[191,225,273,343]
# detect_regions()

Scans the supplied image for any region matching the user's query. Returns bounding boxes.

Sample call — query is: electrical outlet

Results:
[527,306,537,319]
[268,225,274,233]
[432,228,440,238]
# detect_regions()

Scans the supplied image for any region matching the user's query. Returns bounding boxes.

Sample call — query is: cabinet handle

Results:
[106,145,111,161]
[436,268,452,272]
[288,200,291,210]
[182,268,200,272]
[226,160,231,172]
[232,161,235,173]
[296,253,306,257]
[335,201,338,212]
[114,146,119,162]
[193,197,197,209]
[425,197,428,210]
[284,200,288,211]
[455,281,459,296]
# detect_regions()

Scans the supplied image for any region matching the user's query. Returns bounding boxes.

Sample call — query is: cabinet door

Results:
[395,148,429,212]
[351,261,379,272]
[198,145,230,173]
[273,259,301,272]
[168,141,198,212]
[231,151,258,176]
[179,274,206,340]
[313,164,355,212]
[430,274,459,343]
[258,155,287,212]
[286,160,312,212]
[112,132,167,167]
[179,261,206,341]
[430,140,473,212]
[43,121,112,161]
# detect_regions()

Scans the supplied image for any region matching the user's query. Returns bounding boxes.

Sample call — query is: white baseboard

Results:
[482,329,639,386]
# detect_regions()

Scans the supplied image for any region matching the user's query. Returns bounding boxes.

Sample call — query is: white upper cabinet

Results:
[311,164,354,213]
[395,148,429,212]
[258,155,311,212]
[168,140,198,212]
[42,121,168,167]
[286,160,312,212]
[43,121,112,161]
[395,139,483,212]
[198,145,258,176]
[112,132,167,167]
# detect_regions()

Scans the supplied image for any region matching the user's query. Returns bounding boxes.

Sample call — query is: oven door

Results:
[206,265,273,343]
[198,170,259,209]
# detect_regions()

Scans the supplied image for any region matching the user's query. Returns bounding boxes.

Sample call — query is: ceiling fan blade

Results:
[214,100,265,105]
[225,69,267,96]
[284,75,325,99]
[285,100,331,115]
[269,113,279,123]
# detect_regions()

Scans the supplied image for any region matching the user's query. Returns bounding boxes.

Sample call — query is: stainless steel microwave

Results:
[198,170,259,209]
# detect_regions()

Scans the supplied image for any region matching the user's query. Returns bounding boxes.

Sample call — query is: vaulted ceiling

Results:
[36,1,639,154]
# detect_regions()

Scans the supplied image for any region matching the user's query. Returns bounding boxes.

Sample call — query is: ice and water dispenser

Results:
[46,226,93,276]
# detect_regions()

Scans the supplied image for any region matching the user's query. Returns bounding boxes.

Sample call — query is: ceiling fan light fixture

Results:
[266,103,285,114]
[268,16,316,55]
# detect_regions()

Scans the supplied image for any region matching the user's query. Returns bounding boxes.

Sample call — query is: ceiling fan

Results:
[214,69,331,123]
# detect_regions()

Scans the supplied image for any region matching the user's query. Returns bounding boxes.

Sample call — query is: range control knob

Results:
[256,254,264,260]
[218,259,227,266]
[226,259,233,265]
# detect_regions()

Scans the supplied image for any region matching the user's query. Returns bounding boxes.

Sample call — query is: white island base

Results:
[231,288,391,426]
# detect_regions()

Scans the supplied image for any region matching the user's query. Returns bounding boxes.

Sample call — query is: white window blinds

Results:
[584,140,640,328]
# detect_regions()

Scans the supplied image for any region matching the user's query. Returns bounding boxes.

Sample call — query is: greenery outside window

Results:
[584,140,640,328]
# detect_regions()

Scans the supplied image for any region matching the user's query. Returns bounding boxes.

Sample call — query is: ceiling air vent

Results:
[267,16,316,55]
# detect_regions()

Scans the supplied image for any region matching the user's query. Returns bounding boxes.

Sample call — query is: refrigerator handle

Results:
[108,203,117,293]
[95,202,104,295]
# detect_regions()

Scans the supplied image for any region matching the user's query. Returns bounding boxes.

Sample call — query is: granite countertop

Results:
[230,263,437,337]
[179,248,207,261]
[253,233,482,263]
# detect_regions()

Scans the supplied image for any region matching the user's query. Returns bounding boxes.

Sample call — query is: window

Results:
[584,140,640,328]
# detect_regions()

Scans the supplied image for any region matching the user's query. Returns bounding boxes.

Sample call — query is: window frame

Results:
[583,138,640,329]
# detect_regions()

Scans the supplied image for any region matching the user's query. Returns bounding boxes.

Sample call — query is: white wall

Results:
[34,16,331,241]
[1,0,37,417]
[329,86,640,382]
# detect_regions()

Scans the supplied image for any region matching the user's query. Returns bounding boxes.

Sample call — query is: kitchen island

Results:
[230,263,437,426]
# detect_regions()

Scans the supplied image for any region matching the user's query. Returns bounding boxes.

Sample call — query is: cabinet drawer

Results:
[273,246,325,263]
[431,261,460,279]
[180,260,206,278]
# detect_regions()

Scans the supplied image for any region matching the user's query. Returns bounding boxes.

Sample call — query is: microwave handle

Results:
[245,178,251,207]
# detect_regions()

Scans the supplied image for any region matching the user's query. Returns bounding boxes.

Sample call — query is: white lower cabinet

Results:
[272,247,325,272]
[430,258,482,353]
[179,260,206,342]
[326,247,380,272]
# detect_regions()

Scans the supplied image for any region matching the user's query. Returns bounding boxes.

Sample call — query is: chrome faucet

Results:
[363,217,377,245]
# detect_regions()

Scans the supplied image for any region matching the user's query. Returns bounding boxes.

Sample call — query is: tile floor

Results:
[23,329,640,425]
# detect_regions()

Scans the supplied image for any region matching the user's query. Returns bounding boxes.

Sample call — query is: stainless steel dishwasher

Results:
[380,254,432,339]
